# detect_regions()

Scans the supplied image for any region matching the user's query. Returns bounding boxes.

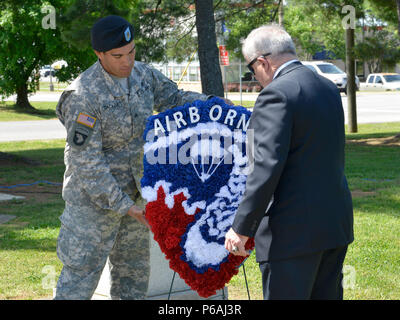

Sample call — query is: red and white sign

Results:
[219,45,229,66]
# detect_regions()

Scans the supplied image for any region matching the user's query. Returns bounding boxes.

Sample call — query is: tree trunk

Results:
[194,0,224,97]
[278,0,284,26]
[396,0,400,35]
[16,83,35,111]
[346,28,357,133]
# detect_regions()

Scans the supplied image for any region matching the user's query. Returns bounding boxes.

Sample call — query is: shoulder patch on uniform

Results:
[76,112,97,128]
[72,127,90,147]
[68,121,94,149]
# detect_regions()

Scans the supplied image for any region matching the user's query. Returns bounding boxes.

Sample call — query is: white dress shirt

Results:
[273,59,300,80]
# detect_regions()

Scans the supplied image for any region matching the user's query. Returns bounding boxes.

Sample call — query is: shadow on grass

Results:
[0,147,65,166]
[0,199,63,252]
[0,103,57,120]
[352,187,400,218]
[346,131,400,141]
[0,235,58,252]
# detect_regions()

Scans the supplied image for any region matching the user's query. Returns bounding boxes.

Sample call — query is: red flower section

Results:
[145,185,255,298]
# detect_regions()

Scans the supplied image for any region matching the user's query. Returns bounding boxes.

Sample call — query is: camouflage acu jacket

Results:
[56,60,207,215]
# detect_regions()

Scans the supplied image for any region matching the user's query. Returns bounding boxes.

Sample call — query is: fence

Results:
[151,60,262,97]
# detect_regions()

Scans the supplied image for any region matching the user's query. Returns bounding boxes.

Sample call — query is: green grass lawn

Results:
[0,140,65,299]
[232,100,254,109]
[0,123,399,300]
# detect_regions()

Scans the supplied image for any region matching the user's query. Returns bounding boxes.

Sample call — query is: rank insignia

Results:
[124,26,131,42]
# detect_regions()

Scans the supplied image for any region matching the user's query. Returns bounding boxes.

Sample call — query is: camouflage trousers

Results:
[54,202,150,300]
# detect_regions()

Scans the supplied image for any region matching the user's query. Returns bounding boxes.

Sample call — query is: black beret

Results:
[91,15,134,52]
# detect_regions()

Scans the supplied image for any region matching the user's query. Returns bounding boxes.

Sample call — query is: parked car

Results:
[364,73,400,91]
[301,61,360,93]
[40,65,56,77]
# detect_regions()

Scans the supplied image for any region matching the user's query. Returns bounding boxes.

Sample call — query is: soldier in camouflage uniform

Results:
[54,15,213,299]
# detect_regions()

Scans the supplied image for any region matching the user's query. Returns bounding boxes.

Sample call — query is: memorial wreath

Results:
[141,97,255,298]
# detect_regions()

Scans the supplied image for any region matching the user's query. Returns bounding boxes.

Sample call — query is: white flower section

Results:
[142,180,206,216]
[142,180,172,202]
[182,131,248,268]
[183,183,244,268]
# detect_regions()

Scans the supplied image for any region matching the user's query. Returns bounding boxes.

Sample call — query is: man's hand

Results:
[127,205,150,229]
[221,97,234,105]
[224,227,250,257]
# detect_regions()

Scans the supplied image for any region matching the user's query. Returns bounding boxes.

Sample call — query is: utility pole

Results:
[278,0,284,26]
[342,4,357,133]
[346,27,357,133]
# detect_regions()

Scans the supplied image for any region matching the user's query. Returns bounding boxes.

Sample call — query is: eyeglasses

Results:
[247,53,271,75]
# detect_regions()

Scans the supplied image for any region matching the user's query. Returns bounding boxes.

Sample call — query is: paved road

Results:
[0,119,66,142]
[341,93,400,124]
[228,91,400,125]
[4,92,62,102]
[1,92,399,142]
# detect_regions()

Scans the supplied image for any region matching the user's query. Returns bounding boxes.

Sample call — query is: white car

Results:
[302,61,360,93]
[364,73,400,91]
[39,65,56,77]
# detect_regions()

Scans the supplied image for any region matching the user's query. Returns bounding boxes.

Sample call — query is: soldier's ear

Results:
[94,50,104,60]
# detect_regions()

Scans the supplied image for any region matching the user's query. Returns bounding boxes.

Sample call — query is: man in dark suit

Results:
[224,24,354,300]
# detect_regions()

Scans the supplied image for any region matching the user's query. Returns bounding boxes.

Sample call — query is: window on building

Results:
[173,67,182,81]
[189,67,198,81]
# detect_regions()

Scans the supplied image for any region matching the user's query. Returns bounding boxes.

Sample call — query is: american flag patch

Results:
[76,113,96,128]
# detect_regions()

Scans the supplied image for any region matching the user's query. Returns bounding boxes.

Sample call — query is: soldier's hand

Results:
[127,205,150,229]
[221,97,234,105]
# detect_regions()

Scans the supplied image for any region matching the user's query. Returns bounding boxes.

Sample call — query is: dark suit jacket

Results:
[232,61,354,262]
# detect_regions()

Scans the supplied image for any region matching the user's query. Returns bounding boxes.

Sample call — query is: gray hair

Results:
[242,24,297,61]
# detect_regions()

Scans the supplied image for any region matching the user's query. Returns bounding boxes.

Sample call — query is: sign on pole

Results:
[219,45,229,66]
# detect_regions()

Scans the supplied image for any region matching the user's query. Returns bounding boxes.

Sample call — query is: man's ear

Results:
[94,50,103,60]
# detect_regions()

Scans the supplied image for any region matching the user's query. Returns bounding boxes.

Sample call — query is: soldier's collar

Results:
[96,60,127,98]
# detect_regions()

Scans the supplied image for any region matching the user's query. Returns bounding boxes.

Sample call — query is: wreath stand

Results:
[167,263,251,300]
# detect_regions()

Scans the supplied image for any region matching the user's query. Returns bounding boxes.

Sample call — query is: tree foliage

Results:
[220,1,280,59]
[355,28,400,72]
[0,0,68,109]
[366,0,400,35]
[2,0,399,111]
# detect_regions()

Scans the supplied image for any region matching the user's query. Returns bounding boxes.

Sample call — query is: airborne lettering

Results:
[153,105,250,136]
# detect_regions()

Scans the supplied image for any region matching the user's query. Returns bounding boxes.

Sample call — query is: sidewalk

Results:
[0,120,66,142]
[3,92,62,102]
